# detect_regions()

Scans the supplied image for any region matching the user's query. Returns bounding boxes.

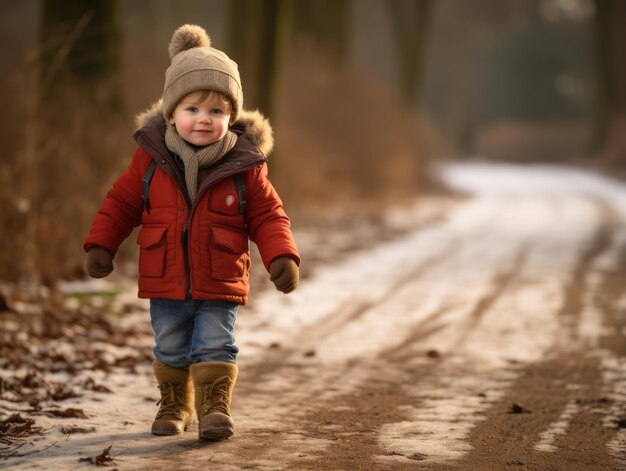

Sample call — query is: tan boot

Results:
[151,361,195,435]
[190,362,238,441]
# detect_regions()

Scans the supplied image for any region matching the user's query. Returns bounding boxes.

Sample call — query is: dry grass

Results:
[273,44,441,216]
[0,71,134,282]
[474,119,594,162]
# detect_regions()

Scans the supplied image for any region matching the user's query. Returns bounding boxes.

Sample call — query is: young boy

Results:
[83,24,300,441]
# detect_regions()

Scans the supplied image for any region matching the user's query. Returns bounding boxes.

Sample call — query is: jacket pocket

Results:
[210,224,249,281]
[136,224,168,277]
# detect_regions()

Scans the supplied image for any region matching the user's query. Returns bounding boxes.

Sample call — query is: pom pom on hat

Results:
[168,24,211,59]
[161,24,243,122]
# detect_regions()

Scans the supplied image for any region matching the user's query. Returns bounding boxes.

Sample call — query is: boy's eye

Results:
[210,108,224,115]
[186,106,198,113]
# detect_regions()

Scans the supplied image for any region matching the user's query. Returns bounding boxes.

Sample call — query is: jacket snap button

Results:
[178,281,184,287]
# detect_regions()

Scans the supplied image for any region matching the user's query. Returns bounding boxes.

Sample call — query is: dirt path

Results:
[2,163,626,470]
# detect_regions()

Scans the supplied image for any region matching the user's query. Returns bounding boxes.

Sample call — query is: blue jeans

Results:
[150,299,239,368]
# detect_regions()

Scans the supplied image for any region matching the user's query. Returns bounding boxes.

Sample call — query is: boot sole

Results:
[152,429,184,436]
[151,425,189,436]
[151,421,194,436]
[199,426,234,441]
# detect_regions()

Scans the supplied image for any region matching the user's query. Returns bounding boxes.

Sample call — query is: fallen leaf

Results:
[42,408,88,419]
[0,292,9,311]
[426,349,441,358]
[83,378,112,393]
[0,413,44,439]
[78,444,116,466]
[60,425,96,434]
[509,403,531,414]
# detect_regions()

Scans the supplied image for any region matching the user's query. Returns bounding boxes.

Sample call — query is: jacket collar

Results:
[132,101,271,204]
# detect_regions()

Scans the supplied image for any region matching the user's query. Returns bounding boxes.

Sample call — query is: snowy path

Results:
[4,162,626,470]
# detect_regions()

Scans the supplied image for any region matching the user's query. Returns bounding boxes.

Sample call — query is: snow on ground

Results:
[375,164,612,463]
[3,161,626,469]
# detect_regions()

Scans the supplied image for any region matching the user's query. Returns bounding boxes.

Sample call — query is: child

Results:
[83,24,300,441]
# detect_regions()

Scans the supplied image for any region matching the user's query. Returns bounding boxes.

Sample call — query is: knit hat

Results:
[162,25,243,122]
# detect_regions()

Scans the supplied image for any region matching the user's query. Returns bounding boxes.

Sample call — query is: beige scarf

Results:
[165,124,238,202]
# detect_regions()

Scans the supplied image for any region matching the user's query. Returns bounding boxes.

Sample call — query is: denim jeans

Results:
[150,299,239,368]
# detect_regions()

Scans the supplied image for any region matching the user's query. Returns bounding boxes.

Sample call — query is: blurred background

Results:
[0,0,624,285]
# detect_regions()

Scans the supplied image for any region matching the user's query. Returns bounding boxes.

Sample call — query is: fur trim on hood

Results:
[135,99,274,156]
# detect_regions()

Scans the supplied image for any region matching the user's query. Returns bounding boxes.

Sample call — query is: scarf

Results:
[165,124,238,202]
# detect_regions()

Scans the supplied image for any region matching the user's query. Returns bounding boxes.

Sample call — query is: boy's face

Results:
[169,93,231,146]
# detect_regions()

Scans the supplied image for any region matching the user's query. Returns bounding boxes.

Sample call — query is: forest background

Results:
[0,0,624,285]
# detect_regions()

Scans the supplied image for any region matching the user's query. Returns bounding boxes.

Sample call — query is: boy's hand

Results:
[86,247,114,278]
[269,257,299,293]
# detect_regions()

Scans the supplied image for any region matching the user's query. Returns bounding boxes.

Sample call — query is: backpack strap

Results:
[233,173,246,215]
[141,159,158,214]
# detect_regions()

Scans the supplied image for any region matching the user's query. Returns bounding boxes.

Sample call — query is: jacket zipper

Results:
[181,218,191,299]
[175,172,193,300]
[180,160,263,299]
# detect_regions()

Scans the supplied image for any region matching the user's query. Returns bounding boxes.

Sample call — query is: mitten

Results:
[85,247,114,278]
[269,257,299,294]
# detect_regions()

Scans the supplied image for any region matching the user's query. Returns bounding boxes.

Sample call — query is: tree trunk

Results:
[228,0,293,119]
[292,0,350,60]
[21,0,124,282]
[388,0,432,106]
[592,0,626,163]
[40,0,122,106]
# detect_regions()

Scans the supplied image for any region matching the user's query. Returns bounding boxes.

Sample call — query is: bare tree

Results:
[17,0,125,282]
[228,0,294,119]
[592,0,626,163]
[293,0,350,60]
[388,0,432,106]
[40,0,122,104]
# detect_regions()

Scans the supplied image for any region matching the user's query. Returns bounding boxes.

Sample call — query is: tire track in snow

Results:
[303,197,564,467]
[556,199,616,343]
[242,244,455,382]
[373,195,606,467]
[600,355,626,469]
[451,243,529,351]
[383,242,528,363]
[591,218,626,467]
[462,355,619,471]
[534,400,580,452]
[455,198,626,470]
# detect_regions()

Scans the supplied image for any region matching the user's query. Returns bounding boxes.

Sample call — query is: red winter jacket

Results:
[84,108,299,304]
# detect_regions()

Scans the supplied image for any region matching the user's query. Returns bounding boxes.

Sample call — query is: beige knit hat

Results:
[162,25,243,122]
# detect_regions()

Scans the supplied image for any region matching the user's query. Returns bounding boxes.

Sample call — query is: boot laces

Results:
[200,375,231,417]
[156,382,185,420]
